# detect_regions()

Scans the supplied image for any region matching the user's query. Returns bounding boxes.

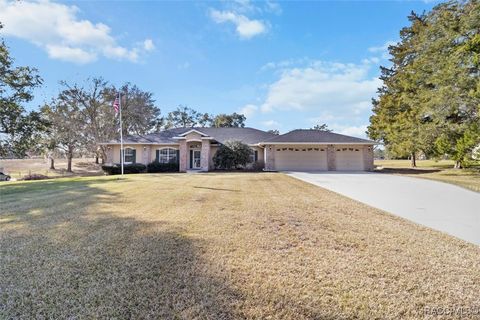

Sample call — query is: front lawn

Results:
[376,159,480,193]
[1,173,479,319]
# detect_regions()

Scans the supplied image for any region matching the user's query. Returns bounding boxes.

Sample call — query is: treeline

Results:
[0,23,247,170]
[368,0,480,168]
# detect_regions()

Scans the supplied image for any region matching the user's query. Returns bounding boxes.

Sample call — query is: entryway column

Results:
[179,140,187,172]
[363,146,374,171]
[200,140,210,171]
[327,145,336,171]
[264,145,275,171]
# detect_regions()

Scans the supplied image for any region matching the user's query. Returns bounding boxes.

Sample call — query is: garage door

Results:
[274,146,328,171]
[335,147,364,171]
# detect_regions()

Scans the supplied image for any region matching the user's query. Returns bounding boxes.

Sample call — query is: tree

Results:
[311,123,332,132]
[267,129,280,135]
[0,22,45,157]
[103,83,162,135]
[212,113,246,128]
[213,140,252,169]
[197,112,213,127]
[367,3,480,168]
[41,94,85,173]
[165,105,200,128]
[58,78,116,164]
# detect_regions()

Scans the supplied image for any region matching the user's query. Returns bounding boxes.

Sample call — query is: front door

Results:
[192,150,201,169]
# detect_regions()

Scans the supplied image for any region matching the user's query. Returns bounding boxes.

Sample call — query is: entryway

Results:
[190,149,201,169]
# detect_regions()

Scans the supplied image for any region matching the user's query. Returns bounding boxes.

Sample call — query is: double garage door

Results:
[274,145,364,171]
[274,147,328,171]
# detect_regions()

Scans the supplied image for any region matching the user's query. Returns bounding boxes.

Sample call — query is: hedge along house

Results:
[100,127,376,172]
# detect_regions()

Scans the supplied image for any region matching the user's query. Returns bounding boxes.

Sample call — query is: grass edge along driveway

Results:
[1,173,479,319]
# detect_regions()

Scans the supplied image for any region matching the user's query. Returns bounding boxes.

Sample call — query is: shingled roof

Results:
[102,127,277,145]
[262,129,376,144]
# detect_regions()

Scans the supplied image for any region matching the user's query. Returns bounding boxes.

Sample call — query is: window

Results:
[157,148,178,164]
[124,148,135,164]
[249,150,258,163]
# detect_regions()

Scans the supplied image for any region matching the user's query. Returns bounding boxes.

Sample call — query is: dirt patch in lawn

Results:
[1,173,479,319]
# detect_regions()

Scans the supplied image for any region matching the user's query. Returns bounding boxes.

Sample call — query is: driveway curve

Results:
[287,172,480,245]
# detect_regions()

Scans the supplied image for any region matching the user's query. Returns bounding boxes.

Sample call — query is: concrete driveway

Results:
[287,172,480,245]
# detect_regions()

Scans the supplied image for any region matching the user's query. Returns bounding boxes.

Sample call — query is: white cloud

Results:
[239,104,258,117]
[210,9,267,39]
[143,39,155,51]
[265,0,282,14]
[331,124,368,138]
[45,45,96,64]
[368,40,397,59]
[259,61,381,116]
[259,58,309,72]
[0,0,154,64]
[362,57,380,65]
[262,120,280,127]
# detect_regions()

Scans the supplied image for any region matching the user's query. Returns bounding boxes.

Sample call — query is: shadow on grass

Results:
[193,186,239,192]
[0,179,242,319]
[376,168,441,175]
[0,177,115,197]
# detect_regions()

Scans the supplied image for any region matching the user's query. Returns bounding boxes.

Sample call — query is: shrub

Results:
[213,140,252,170]
[22,173,50,181]
[147,161,179,173]
[101,163,146,175]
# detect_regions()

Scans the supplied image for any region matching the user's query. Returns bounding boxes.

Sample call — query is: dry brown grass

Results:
[0,158,102,179]
[1,173,479,319]
[375,160,480,193]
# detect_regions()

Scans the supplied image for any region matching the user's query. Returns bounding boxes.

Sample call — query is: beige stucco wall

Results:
[184,132,203,142]
[110,145,143,164]
[107,144,179,164]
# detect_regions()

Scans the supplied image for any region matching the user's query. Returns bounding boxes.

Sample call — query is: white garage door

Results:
[274,146,328,171]
[335,147,364,171]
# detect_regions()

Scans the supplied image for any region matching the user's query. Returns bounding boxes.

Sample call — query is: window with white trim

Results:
[124,148,135,164]
[158,148,178,164]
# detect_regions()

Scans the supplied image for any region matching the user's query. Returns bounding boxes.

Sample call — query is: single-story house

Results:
[100,127,376,172]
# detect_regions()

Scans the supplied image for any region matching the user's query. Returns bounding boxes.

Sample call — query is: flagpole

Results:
[119,91,124,176]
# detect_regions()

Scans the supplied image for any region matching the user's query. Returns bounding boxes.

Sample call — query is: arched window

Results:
[157,148,178,164]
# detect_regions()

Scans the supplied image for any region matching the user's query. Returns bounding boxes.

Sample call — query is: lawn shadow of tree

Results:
[0,179,243,319]
[376,168,441,175]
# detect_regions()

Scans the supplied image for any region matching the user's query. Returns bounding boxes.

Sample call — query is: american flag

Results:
[113,93,120,113]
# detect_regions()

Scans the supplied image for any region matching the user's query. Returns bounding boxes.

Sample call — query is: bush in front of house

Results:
[147,161,179,173]
[213,140,252,170]
[101,163,146,175]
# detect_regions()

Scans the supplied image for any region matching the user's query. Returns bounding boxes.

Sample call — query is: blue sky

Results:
[0,0,438,137]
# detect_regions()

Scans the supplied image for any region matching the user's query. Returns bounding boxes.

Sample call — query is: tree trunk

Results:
[454,160,462,169]
[50,157,55,170]
[411,153,417,168]
[67,153,73,172]
[95,155,99,164]
[99,147,107,165]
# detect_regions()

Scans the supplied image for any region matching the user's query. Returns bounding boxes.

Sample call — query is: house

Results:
[100,127,376,172]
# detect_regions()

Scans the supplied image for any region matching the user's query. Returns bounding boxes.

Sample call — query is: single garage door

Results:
[274,146,328,171]
[335,147,364,171]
